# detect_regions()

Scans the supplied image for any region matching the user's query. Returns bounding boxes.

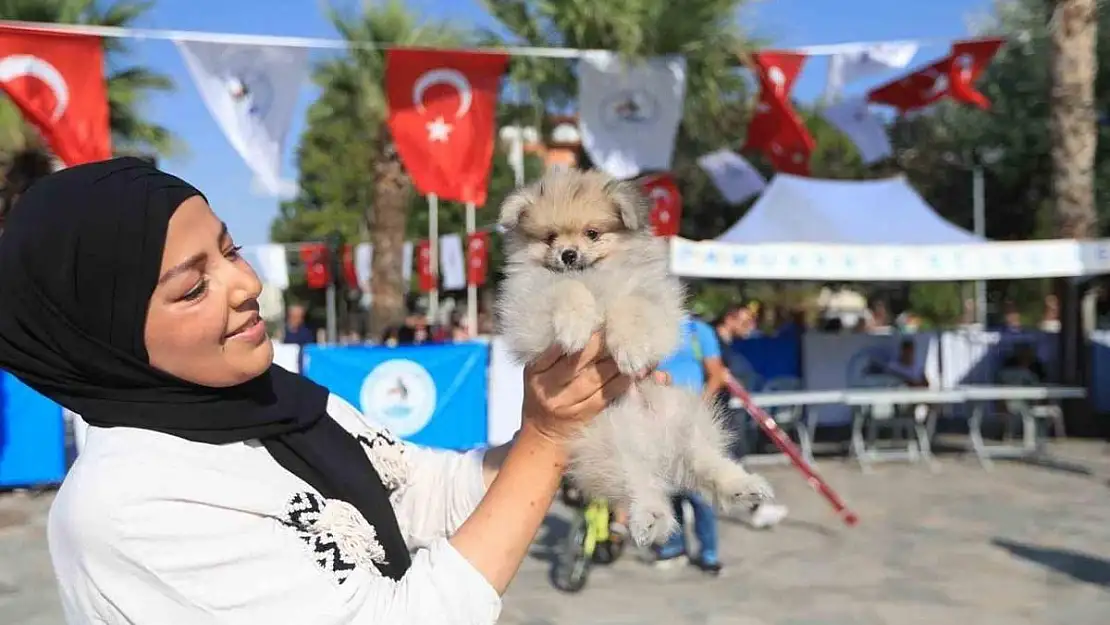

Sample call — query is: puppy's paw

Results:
[604,296,679,374]
[548,281,600,353]
[708,464,774,509]
[628,498,679,547]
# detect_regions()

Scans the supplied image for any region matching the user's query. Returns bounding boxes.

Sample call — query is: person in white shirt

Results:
[0,158,661,625]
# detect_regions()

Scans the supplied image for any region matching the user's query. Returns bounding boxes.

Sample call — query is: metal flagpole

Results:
[428,194,439,322]
[465,202,478,337]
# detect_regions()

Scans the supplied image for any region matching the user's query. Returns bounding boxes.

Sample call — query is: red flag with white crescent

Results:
[466,231,490,286]
[640,173,683,237]
[385,49,509,206]
[742,51,807,153]
[299,244,330,290]
[415,239,436,293]
[0,26,111,166]
[947,37,1004,109]
[868,37,1004,112]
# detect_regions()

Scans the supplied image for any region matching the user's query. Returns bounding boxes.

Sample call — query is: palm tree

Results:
[1046,0,1098,408]
[0,0,176,221]
[325,0,463,336]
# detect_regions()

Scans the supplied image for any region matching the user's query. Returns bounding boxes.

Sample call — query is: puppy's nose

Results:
[560,248,579,266]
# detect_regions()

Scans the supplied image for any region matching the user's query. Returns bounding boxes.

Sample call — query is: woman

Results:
[0,158,658,624]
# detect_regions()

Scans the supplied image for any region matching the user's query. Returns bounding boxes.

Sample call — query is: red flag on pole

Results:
[639,173,683,237]
[414,239,436,293]
[0,26,111,166]
[466,231,491,286]
[385,49,509,206]
[299,244,330,290]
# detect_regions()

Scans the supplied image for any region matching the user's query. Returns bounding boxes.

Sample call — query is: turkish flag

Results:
[0,27,111,166]
[386,49,509,206]
[299,244,330,290]
[640,173,683,237]
[414,239,436,293]
[763,94,815,176]
[867,56,951,112]
[947,37,1004,109]
[868,37,1003,112]
[466,231,491,286]
[742,52,807,153]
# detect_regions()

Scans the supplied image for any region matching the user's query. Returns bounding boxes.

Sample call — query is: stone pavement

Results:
[4,441,1110,625]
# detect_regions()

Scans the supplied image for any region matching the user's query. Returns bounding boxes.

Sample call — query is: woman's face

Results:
[144,196,273,387]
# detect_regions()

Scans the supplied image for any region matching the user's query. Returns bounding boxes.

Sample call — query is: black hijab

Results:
[0,157,411,579]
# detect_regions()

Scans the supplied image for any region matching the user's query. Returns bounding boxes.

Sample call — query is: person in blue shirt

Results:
[652,313,729,574]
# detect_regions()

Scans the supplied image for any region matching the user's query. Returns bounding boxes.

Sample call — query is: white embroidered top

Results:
[48,394,499,624]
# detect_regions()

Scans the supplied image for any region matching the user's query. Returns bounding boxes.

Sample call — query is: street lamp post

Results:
[945,147,1003,326]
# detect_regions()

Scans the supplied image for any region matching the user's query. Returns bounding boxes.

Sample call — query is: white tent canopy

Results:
[716,174,983,246]
[671,174,1110,281]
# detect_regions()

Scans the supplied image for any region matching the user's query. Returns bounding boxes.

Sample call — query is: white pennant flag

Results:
[578,52,687,179]
[439,234,467,291]
[402,241,414,292]
[354,243,373,289]
[697,149,766,205]
[821,97,892,164]
[175,40,308,198]
[242,244,290,290]
[823,42,918,103]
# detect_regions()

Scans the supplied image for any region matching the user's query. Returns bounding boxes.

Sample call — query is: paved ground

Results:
[4,441,1110,625]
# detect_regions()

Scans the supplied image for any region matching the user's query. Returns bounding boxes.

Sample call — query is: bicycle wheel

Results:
[551,511,591,593]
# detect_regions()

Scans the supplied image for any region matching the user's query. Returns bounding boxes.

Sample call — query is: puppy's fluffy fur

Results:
[496,168,772,546]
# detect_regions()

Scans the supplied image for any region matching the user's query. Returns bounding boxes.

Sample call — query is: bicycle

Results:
[550,479,625,593]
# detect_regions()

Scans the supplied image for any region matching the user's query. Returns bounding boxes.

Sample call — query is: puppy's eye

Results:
[585,229,600,241]
[544,232,557,245]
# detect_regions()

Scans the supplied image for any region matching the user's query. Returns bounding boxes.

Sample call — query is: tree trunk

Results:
[1049,0,1098,240]
[367,138,412,339]
[1048,0,1098,435]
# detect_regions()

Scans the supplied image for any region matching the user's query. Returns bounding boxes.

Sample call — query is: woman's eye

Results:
[224,245,243,260]
[585,229,600,241]
[182,278,208,302]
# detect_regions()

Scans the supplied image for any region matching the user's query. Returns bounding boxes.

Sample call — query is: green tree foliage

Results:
[888,0,1109,324]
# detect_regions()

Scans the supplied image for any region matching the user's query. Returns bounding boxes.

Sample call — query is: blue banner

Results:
[728,335,803,391]
[0,371,67,487]
[303,342,489,450]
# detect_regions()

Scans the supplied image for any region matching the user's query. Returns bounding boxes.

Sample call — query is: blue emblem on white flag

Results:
[175,39,309,198]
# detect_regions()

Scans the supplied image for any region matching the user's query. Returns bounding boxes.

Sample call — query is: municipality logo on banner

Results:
[359,359,438,438]
[578,52,687,179]
[175,39,308,198]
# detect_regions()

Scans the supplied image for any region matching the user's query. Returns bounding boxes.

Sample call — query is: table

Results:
[842,388,967,472]
[958,385,1086,470]
[728,390,847,466]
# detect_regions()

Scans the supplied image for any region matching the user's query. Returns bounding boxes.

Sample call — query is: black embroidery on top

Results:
[280,492,358,584]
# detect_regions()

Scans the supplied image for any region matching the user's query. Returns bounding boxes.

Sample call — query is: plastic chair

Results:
[849,374,931,472]
[746,376,816,466]
[995,367,1067,441]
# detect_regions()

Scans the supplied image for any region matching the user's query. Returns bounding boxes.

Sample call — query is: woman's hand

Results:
[521,332,669,445]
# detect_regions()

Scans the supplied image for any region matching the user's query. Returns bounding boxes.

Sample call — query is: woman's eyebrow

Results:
[157,252,206,286]
[157,223,229,285]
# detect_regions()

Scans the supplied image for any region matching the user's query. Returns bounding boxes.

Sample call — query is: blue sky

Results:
[125,0,992,246]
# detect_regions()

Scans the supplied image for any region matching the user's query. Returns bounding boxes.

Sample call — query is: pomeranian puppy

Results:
[496,167,772,546]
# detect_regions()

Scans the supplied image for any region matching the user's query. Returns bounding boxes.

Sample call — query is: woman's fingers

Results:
[558,355,622,406]
[531,343,564,373]
[568,369,635,417]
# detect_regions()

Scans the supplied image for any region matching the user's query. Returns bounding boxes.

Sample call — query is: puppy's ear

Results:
[605,178,651,232]
[498,186,535,232]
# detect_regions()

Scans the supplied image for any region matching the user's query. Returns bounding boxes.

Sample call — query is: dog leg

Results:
[547,280,600,353]
[604,295,680,374]
[679,391,775,509]
[626,484,679,547]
